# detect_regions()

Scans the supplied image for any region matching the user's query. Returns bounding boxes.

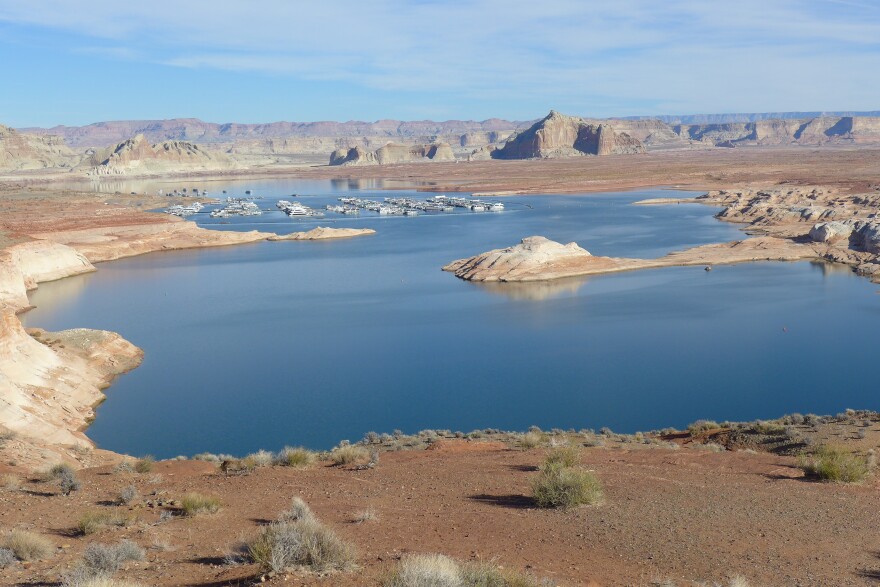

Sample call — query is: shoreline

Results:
[2,178,879,471]
[0,202,378,469]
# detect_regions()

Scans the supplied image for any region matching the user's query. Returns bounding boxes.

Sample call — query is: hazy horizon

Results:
[14,109,880,132]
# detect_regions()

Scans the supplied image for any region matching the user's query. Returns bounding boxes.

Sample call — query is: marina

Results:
[165,191,507,221]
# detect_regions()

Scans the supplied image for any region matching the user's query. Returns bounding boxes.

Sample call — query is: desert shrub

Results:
[687,420,721,434]
[180,492,221,516]
[81,540,144,574]
[112,461,134,474]
[275,446,317,468]
[247,518,356,573]
[49,462,75,479]
[66,577,145,587]
[384,554,539,587]
[782,413,805,425]
[750,420,785,435]
[543,445,581,469]
[3,529,54,561]
[59,468,82,495]
[519,431,546,450]
[76,511,132,535]
[2,473,20,491]
[352,508,378,523]
[220,458,256,475]
[118,485,138,505]
[134,456,154,473]
[278,496,315,523]
[42,463,81,493]
[330,444,369,466]
[0,547,14,568]
[364,431,380,444]
[191,452,221,464]
[799,445,871,482]
[531,463,603,509]
[244,449,274,468]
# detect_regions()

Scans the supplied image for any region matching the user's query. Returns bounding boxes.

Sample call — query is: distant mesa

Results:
[492,110,646,159]
[0,124,79,171]
[82,134,236,176]
[329,142,455,166]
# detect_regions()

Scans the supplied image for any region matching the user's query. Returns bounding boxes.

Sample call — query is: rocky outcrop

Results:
[329,142,455,166]
[0,310,142,468]
[268,227,376,241]
[0,241,141,468]
[0,241,96,313]
[493,111,645,159]
[809,221,854,243]
[0,125,79,171]
[83,134,236,176]
[445,235,818,282]
[444,236,606,281]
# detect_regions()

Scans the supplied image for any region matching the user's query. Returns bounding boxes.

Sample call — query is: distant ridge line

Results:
[622,111,880,125]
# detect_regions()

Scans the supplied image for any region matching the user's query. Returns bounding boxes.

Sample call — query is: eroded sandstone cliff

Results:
[493,111,646,159]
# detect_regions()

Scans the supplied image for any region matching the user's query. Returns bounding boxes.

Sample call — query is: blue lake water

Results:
[21,180,880,457]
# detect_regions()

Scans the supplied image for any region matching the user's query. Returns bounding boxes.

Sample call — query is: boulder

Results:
[809,221,854,243]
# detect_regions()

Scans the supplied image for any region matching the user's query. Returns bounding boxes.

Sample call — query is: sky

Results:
[0,0,878,127]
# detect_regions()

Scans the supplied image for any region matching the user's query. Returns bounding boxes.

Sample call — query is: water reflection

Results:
[474,276,589,301]
[810,260,859,277]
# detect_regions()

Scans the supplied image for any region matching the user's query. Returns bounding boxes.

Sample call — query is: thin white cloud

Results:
[0,0,878,116]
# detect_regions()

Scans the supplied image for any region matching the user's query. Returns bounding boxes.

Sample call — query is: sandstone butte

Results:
[444,186,880,284]
[0,211,375,468]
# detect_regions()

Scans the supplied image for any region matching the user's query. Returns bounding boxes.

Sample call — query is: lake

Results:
[21,180,880,457]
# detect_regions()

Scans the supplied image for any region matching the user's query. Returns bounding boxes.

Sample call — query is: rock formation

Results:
[0,125,79,171]
[83,134,236,176]
[329,142,455,166]
[268,227,376,240]
[444,235,818,282]
[492,111,645,159]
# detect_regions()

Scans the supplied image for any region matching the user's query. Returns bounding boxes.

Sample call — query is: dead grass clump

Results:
[278,496,315,523]
[243,449,274,468]
[247,518,357,573]
[180,492,221,516]
[275,446,317,468]
[687,420,721,434]
[519,431,547,450]
[330,444,370,466]
[81,540,144,574]
[77,511,133,535]
[352,508,378,523]
[543,445,581,468]
[2,473,20,491]
[3,529,54,561]
[134,456,154,473]
[749,420,785,435]
[799,445,871,483]
[0,547,14,568]
[532,462,603,509]
[118,485,138,505]
[66,578,145,587]
[384,554,540,587]
[64,540,145,586]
